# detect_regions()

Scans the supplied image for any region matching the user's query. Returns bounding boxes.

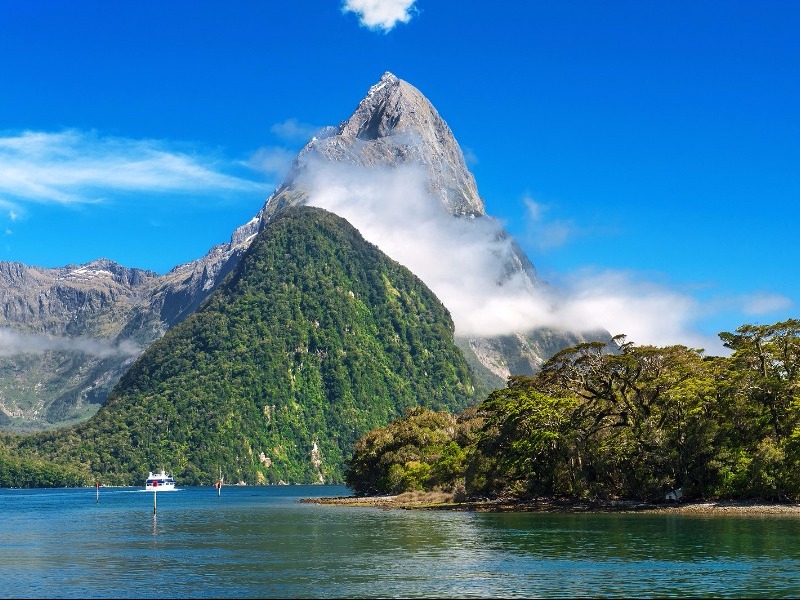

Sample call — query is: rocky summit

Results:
[261,72,484,219]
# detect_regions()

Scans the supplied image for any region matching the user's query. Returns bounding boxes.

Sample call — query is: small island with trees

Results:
[331,319,800,512]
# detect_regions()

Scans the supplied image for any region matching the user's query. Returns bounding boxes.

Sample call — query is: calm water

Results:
[2,485,800,598]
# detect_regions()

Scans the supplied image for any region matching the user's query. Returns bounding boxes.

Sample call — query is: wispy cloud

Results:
[547,269,725,353]
[0,129,267,207]
[301,160,573,336]
[462,147,479,168]
[299,160,791,357]
[739,292,793,315]
[248,147,298,178]
[247,119,327,179]
[342,0,417,32]
[270,118,323,144]
[0,328,142,358]
[520,194,578,251]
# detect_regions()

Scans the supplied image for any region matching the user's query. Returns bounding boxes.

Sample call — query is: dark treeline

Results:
[347,319,800,503]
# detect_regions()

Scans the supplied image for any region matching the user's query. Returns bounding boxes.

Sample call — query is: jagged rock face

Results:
[330,72,485,217]
[260,72,484,220]
[0,259,158,336]
[149,216,259,326]
[0,221,259,430]
[0,259,160,430]
[0,226,261,430]
[252,71,544,302]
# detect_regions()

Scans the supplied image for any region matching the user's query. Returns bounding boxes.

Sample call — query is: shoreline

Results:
[303,491,800,516]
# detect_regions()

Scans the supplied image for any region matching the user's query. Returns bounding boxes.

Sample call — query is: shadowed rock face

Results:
[0,72,608,431]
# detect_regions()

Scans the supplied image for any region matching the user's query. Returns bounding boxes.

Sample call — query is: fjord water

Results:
[2,486,800,598]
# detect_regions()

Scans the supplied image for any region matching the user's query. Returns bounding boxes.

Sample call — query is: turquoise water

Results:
[1,485,800,598]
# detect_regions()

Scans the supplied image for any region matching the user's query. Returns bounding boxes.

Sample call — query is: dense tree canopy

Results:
[348,319,800,503]
[346,406,480,495]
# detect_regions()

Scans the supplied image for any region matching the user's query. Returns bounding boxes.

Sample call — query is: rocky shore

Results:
[303,491,800,516]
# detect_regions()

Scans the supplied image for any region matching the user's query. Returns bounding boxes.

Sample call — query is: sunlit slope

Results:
[14,206,478,486]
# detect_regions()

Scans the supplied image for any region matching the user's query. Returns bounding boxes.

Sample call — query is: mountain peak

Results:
[339,72,423,141]
[260,72,485,218]
[375,70,399,87]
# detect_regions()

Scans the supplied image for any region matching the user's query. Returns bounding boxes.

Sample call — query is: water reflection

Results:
[467,511,800,597]
[2,486,800,598]
[471,511,800,562]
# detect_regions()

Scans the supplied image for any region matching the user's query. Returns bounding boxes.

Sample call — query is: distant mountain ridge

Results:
[0,72,607,431]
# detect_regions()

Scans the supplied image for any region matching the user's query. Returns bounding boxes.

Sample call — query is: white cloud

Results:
[248,147,297,178]
[0,130,267,206]
[524,195,545,221]
[0,199,21,220]
[270,118,323,144]
[462,146,479,168]
[0,328,142,358]
[300,159,735,356]
[521,194,576,251]
[302,161,529,334]
[549,269,728,354]
[739,292,793,315]
[342,0,417,32]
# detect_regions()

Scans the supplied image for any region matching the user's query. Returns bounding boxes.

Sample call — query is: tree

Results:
[346,407,470,495]
[530,338,719,500]
[716,319,800,499]
[465,376,577,500]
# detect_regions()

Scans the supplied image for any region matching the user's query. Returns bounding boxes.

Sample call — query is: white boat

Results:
[145,469,176,491]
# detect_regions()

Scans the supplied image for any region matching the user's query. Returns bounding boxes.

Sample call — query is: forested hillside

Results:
[0,207,479,487]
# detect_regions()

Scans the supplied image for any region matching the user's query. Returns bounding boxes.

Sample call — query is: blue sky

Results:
[1,1,798,355]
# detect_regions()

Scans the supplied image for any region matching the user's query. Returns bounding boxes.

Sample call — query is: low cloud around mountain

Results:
[302,159,733,354]
[0,328,141,359]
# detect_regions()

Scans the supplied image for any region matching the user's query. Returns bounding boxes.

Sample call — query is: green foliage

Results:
[714,319,800,500]
[348,319,800,503]
[465,377,578,499]
[0,441,89,487]
[0,207,478,488]
[3,203,799,502]
[528,340,721,501]
[346,406,479,495]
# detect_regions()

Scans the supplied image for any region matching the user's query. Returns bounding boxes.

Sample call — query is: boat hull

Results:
[145,483,177,492]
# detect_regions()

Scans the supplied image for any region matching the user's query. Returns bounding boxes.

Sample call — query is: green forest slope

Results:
[0,206,480,487]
